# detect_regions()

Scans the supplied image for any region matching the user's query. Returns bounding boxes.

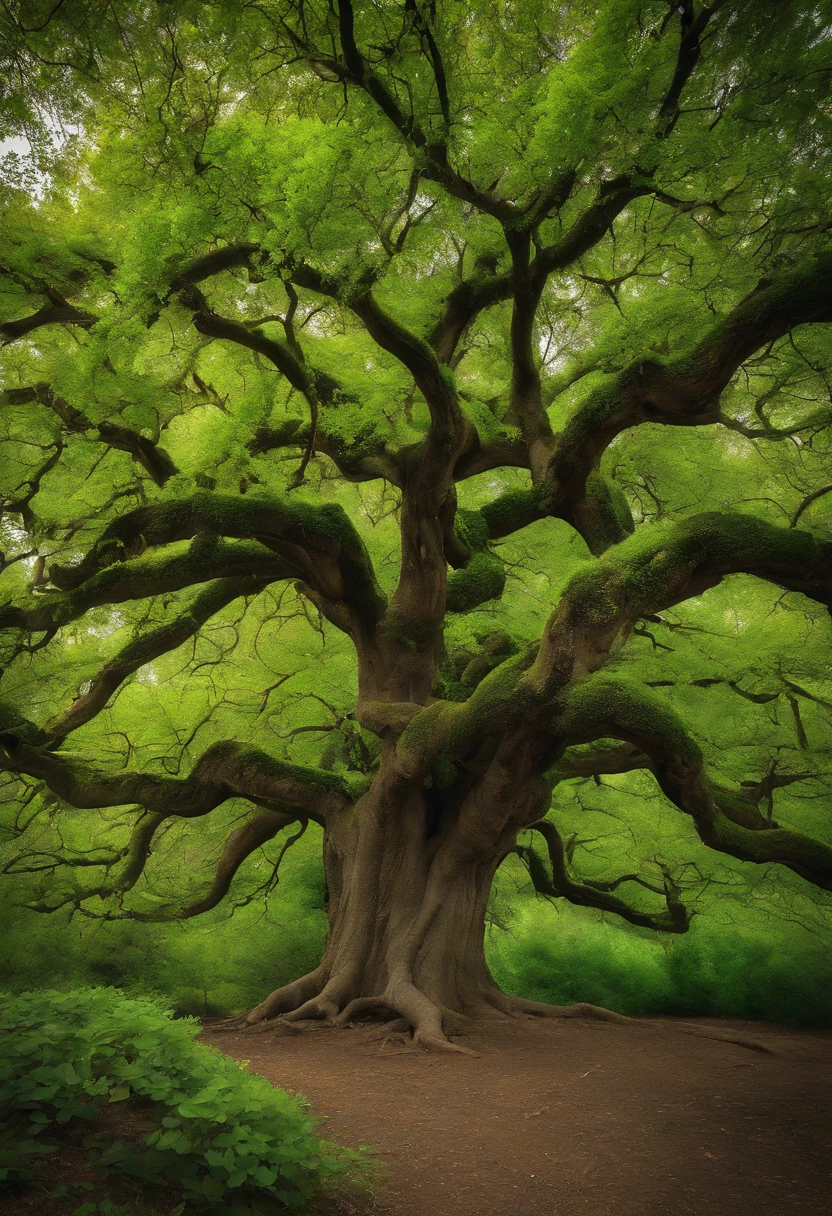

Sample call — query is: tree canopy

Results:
[1,0,831,1044]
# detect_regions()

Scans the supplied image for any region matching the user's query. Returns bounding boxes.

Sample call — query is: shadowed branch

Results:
[517,819,690,933]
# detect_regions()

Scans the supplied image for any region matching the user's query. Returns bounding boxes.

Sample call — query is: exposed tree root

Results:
[509,997,635,1024]
[209,967,485,1053]
[209,1014,302,1035]
[209,973,772,1056]
[506,995,773,1054]
[412,1030,479,1056]
[658,1023,774,1054]
[358,1017,410,1042]
[334,996,394,1025]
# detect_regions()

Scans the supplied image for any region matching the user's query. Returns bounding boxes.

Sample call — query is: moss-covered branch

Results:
[541,248,832,551]
[248,418,404,486]
[545,740,650,784]
[0,738,358,824]
[444,509,506,614]
[44,491,386,633]
[0,539,293,634]
[552,674,832,891]
[398,510,829,787]
[532,512,831,690]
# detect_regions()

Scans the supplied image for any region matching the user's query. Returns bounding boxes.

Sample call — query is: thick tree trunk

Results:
[243,755,526,1049]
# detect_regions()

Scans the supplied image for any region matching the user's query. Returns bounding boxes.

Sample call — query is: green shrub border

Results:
[0,988,375,1212]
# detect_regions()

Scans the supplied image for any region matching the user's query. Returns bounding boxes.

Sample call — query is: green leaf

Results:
[201,1176,226,1200]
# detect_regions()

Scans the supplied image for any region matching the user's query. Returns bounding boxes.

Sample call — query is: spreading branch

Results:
[0,299,97,344]
[40,492,386,636]
[532,511,831,689]
[539,248,832,550]
[0,737,356,825]
[44,576,270,742]
[553,675,832,890]
[518,819,690,933]
[0,539,294,635]
[1,385,178,486]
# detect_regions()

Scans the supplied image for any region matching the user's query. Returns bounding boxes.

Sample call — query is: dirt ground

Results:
[201,1015,832,1216]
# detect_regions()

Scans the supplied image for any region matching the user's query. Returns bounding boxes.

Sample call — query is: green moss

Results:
[397,701,450,775]
[438,361,457,389]
[555,675,702,765]
[432,676,470,703]
[0,703,47,746]
[430,756,459,791]
[586,471,634,534]
[560,381,618,445]
[455,507,490,552]
[210,741,359,799]
[446,552,506,613]
[577,472,636,554]
[283,498,363,550]
[83,493,373,572]
[430,645,539,766]
[557,507,829,630]
[434,631,520,701]
[480,485,546,536]
[711,813,832,875]
[380,612,442,651]
[561,562,621,626]
[401,646,540,778]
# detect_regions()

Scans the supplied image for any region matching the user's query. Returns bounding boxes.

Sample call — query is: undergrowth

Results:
[0,988,375,1213]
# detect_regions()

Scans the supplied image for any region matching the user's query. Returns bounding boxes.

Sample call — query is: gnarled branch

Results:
[45,575,271,742]
[518,819,690,933]
[0,737,356,825]
[553,675,832,890]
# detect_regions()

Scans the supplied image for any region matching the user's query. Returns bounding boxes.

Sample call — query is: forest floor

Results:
[201,1014,832,1216]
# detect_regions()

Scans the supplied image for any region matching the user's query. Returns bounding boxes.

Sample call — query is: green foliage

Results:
[486,902,832,1029]
[0,988,372,1209]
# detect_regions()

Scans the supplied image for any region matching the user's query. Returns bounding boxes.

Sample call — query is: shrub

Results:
[0,988,373,1212]
[486,900,832,1027]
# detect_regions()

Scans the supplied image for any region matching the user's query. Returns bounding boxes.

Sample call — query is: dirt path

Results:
[202,1016,832,1216]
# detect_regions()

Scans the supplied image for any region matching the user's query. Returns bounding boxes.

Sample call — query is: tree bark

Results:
[242,750,531,1049]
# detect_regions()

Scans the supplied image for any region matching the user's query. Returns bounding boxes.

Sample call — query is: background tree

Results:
[0,0,831,1050]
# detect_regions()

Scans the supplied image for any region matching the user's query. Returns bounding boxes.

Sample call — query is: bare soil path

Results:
[201,1016,832,1216]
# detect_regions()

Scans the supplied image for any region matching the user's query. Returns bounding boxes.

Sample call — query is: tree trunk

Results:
[243,751,536,1049]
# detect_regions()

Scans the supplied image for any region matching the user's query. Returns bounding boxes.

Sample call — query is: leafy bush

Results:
[0,988,373,1212]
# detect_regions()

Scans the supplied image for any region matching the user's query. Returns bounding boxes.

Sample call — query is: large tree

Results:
[1,0,831,1049]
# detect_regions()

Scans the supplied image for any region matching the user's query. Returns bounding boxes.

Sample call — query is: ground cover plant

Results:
[0,987,371,1211]
[0,0,831,1051]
